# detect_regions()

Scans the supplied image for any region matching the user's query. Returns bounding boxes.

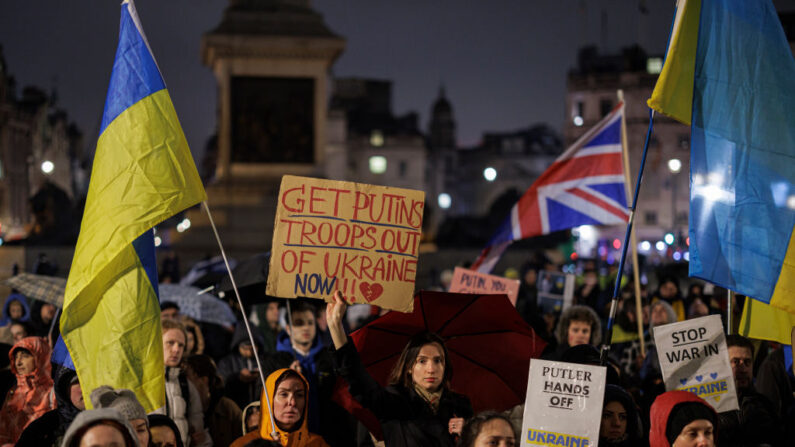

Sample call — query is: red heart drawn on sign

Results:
[359,282,383,303]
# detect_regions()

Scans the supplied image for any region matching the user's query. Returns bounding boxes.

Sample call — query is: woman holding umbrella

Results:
[326,291,473,447]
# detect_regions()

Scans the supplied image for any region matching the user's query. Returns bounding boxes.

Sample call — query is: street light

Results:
[668,158,682,232]
[438,193,451,209]
[483,167,497,182]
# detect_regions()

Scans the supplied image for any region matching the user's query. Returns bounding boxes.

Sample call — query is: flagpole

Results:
[727,290,734,335]
[601,107,656,366]
[617,90,646,358]
[201,201,279,439]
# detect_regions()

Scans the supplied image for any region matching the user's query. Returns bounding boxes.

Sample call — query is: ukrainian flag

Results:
[61,0,206,412]
[648,0,795,330]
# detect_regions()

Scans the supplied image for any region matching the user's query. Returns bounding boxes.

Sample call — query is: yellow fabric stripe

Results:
[64,245,165,410]
[647,0,701,125]
[739,296,795,345]
[770,225,795,314]
[62,88,206,412]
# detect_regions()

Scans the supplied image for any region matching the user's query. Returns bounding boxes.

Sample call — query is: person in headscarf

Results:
[0,336,56,446]
[230,368,330,447]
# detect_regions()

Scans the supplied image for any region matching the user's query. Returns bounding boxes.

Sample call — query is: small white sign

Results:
[653,314,739,412]
[521,359,606,447]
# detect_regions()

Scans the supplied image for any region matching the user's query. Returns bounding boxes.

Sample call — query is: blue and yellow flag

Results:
[61,0,206,412]
[649,0,795,327]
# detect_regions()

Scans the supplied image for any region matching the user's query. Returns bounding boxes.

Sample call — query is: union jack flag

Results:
[472,103,629,273]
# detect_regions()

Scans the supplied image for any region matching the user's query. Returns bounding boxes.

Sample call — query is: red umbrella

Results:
[345,290,547,414]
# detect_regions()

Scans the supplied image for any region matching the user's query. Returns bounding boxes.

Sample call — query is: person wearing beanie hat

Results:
[650,390,717,447]
[61,408,140,447]
[90,386,150,447]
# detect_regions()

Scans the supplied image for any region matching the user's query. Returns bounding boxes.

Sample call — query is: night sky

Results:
[0,1,792,161]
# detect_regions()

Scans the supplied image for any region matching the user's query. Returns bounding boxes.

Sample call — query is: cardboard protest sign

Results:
[653,314,739,412]
[537,271,575,314]
[267,175,424,312]
[522,359,606,447]
[448,267,520,305]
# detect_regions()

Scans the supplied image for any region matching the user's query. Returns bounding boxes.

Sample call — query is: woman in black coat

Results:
[326,291,473,447]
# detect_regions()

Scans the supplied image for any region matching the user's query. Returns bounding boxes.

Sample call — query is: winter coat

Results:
[0,336,56,446]
[16,365,82,447]
[0,293,31,326]
[717,385,781,446]
[206,391,243,447]
[218,323,266,409]
[649,390,717,447]
[151,366,211,447]
[230,368,329,447]
[333,340,473,447]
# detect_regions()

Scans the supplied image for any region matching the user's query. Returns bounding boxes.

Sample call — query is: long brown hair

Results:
[387,332,452,390]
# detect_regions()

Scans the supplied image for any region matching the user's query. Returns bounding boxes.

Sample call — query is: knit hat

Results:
[61,408,140,447]
[665,401,716,444]
[90,385,148,427]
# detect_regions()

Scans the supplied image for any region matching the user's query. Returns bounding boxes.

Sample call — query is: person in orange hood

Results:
[231,368,329,447]
[649,390,717,447]
[0,336,56,446]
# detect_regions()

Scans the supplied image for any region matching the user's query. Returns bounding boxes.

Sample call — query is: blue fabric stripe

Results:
[688,0,795,302]
[589,183,628,208]
[52,336,76,370]
[99,3,165,135]
[583,118,621,148]
[486,213,515,246]
[132,230,160,300]
[546,198,602,232]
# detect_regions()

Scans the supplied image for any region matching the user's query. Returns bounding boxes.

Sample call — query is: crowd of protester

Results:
[0,254,793,447]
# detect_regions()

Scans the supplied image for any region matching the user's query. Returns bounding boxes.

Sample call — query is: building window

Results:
[370,130,384,147]
[647,57,663,74]
[399,160,407,178]
[600,99,613,117]
[645,211,658,225]
[369,156,387,174]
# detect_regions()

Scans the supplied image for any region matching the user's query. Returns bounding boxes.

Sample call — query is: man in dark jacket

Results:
[717,334,781,446]
[16,365,84,447]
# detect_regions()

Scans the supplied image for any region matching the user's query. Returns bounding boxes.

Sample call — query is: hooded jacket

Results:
[0,336,56,446]
[275,330,338,437]
[230,368,329,447]
[218,323,266,409]
[649,390,718,447]
[0,293,31,326]
[16,365,82,447]
[61,408,140,447]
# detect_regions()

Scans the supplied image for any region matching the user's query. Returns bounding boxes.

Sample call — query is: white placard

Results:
[653,314,739,412]
[521,359,606,447]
